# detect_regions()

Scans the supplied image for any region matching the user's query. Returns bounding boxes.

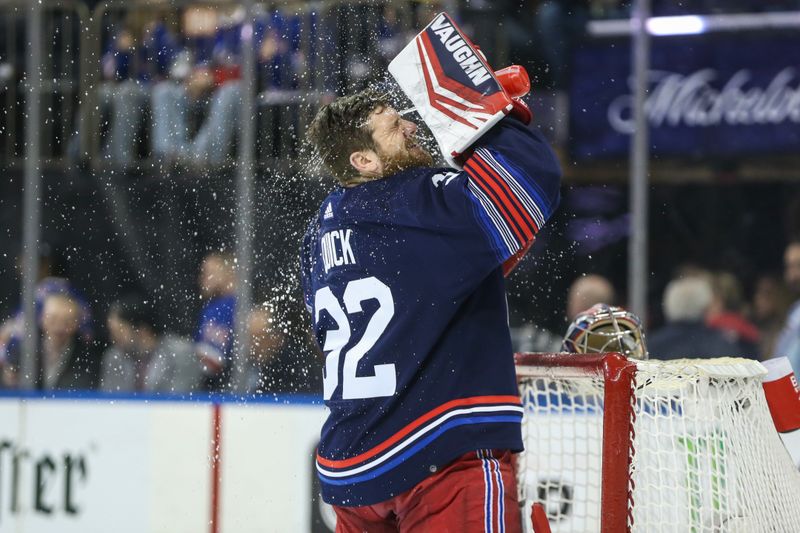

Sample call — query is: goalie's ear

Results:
[349,149,382,177]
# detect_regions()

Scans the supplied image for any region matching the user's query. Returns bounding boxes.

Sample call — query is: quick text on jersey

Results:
[321,229,356,273]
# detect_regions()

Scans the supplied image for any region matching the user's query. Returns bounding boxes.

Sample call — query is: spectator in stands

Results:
[706,271,760,357]
[243,299,324,394]
[0,248,93,369]
[99,26,149,166]
[141,19,181,82]
[96,20,180,167]
[2,294,100,390]
[151,68,241,167]
[150,9,246,167]
[773,241,800,369]
[255,7,302,91]
[38,294,100,390]
[648,276,742,359]
[567,273,616,321]
[195,251,237,391]
[100,295,202,393]
[752,273,792,360]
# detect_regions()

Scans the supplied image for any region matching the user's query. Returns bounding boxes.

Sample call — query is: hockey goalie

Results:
[301,12,561,533]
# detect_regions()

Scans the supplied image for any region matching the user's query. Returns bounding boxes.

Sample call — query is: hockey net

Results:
[515,353,800,533]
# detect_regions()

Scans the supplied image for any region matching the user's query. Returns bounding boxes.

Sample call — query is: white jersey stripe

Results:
[467,181,518,254]
[477,147,543,221]
[477,148,546,229]
[316,404,523,478]
[467,180,518,251]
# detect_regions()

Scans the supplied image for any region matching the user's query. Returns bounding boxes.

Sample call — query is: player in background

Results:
[195,251,237,391]
[561,303,649,360]
[300,47,561,533]
[561,303,800,471]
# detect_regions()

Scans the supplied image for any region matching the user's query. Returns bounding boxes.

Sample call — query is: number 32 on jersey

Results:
[314,277,397,400]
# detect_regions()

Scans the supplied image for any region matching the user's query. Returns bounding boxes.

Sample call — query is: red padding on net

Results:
[762,357,800,434]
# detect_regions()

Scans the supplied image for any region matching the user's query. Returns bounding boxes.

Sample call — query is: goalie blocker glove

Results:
[389,12,533,168]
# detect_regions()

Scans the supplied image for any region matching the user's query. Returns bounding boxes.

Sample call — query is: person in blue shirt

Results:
[195,251,237,391]
[99,21,180,167]
[770,241,800,369]
[301,90,561,531]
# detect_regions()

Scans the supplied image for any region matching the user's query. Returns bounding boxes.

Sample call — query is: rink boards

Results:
[0,393,328,533]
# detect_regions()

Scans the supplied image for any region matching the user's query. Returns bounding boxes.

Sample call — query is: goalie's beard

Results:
[378,140,434,177]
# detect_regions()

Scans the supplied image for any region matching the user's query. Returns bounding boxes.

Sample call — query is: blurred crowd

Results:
[3,236,800,394]
[97,6,308,167]
[3,0,800,164]
[2,1,800,395]
[92,2,431,168]
[87,0,800,168]
[513,235,800,365]
[0,249,320,395]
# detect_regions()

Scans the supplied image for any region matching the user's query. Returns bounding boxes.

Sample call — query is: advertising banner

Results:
[0,394,325,533]
[570,33,800,159]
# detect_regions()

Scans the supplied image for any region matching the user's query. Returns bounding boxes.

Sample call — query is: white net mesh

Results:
[516,355,800,533]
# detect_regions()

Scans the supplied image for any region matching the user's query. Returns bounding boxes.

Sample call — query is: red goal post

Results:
[515,353,635,533]
[514,352,800,533]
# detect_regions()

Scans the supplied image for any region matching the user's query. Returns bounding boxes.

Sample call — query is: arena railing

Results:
[1,0,512,170]
[0,0,90,168]
[83,0,424,170]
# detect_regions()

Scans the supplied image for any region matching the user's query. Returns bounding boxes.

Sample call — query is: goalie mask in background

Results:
[562,303,649,360]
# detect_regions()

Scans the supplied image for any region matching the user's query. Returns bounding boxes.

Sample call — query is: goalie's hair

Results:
[306,89,389,186]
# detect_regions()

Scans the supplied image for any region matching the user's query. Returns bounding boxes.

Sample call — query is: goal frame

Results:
[514,352,637,533]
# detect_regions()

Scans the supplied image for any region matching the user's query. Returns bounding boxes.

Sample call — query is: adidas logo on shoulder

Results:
[323,202,334,220]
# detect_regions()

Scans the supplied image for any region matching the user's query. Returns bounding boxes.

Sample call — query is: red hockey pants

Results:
[333,449,521,533]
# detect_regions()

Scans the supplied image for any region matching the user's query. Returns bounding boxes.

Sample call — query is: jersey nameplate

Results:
[321,229,356,273]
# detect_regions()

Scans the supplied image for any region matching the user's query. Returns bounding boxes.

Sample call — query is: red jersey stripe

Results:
[476,149,543,232]
[465,159,532,242]
[316,395,521,469]
[471,154,538,238]
[465,160,526,243]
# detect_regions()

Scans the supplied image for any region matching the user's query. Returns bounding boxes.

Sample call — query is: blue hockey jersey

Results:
[195,294,236,373]
[300,118,561,506]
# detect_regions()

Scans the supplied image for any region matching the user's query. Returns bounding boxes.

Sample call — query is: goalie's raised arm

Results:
[461,118,561,268]
[388,10,561,274]
[408,113,561,282]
